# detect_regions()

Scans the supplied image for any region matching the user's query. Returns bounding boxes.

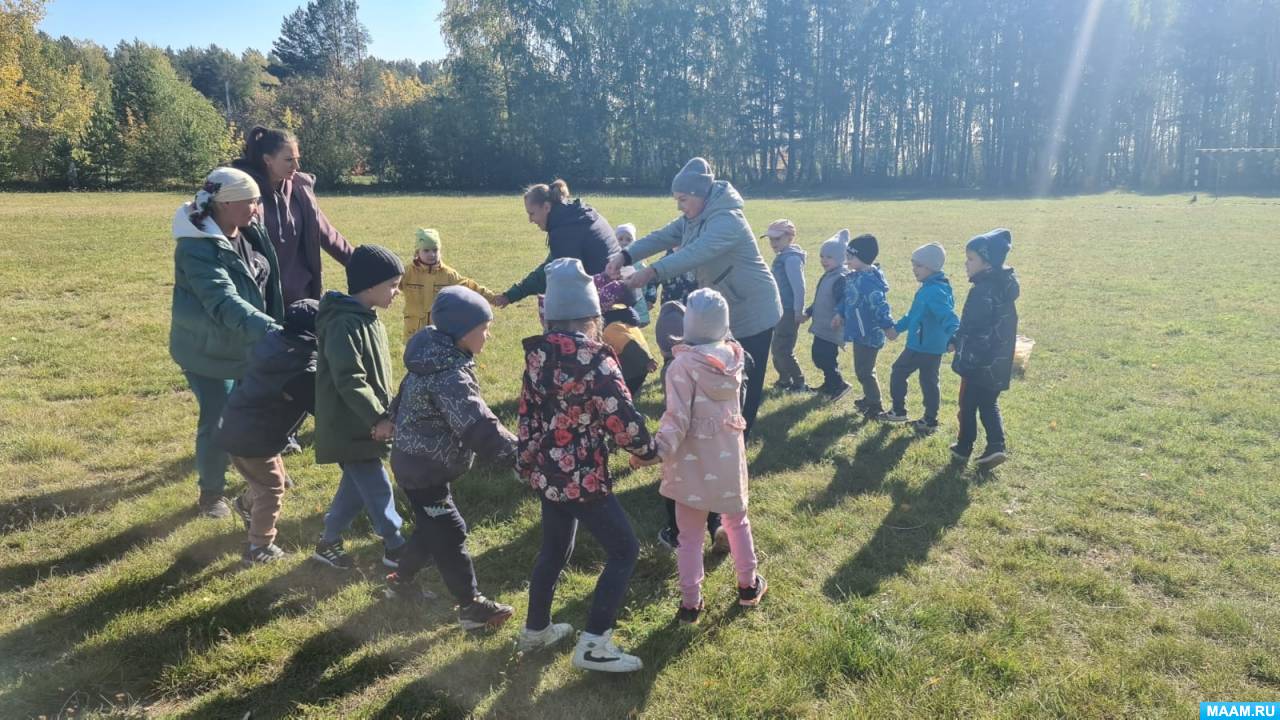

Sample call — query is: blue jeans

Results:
[184,371,234,497]
[320,460,405,549]
[526,494,639,636]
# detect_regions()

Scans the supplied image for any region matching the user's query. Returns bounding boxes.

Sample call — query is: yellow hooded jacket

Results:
[402,260,499,338]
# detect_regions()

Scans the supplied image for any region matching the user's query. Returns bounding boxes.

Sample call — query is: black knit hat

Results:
[347,244,405,295]
[284,299,319,337]
[846,233,879,264]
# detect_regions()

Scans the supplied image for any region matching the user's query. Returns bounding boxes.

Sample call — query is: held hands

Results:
[794,311,806,326]
[371,418,395,442]
[630,453,661,469]
[830,316,842,331]
[605,253,626,280]
[885,327,899,341]
[623,265,656,290]
[492,294,510,309]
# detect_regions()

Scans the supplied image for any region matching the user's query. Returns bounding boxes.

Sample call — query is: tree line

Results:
[2,0,1277,193]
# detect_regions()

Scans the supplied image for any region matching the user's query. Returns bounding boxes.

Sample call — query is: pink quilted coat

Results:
[655,340,749,514]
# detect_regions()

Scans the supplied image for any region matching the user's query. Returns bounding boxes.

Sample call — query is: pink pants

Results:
[675,503,758,608]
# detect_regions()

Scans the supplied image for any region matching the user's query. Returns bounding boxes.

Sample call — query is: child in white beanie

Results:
[637,288,767,624]
[614,223,654,326]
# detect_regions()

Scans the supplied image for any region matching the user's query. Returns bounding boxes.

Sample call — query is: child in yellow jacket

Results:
[402,228,499,338]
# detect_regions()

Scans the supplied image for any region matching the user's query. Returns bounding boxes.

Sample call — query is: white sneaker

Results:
[515,622,574,653]
[572,630,643,673]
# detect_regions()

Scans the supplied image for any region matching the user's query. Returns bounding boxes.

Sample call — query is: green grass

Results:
[1,190,1278,719]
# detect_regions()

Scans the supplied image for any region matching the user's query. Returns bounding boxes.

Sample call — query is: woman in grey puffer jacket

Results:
[385,287,517,629]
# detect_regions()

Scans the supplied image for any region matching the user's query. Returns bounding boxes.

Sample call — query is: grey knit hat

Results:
[821,230,850,261]
[911,242,946,273]
[432,286,493,340]
[347,244,405,295]
[671,157,714,197]
[543,257,601,321]
[682,288,730,345]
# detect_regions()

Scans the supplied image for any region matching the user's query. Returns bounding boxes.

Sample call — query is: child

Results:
[654,299,686,382]
[950,229,1019,469]
[878,243,960,435]
[311,244,408,570]
[402,228,499,339]
[764,219,808,392]
[514,258,659,673]
[614,223,655,326]
[833,233,895,418]
[384,286,517,629]
[806,232,852,401]
[602,305,658,397]
[650,289,767,624]
[216,299,318,565]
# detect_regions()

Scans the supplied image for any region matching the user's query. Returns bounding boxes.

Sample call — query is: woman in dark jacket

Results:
[493,179,620,308]
[230,126,354,305]
[170,166,285,518]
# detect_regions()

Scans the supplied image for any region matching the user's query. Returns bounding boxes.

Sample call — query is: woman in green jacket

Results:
[170,166,285,517]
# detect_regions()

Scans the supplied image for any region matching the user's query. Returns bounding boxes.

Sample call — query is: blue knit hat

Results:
[432,286,492,340]
[966,228,1012,268]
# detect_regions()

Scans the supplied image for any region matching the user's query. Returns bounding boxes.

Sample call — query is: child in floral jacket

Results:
[514,258,658,674]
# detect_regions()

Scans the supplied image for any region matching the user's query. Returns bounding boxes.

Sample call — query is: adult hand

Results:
[492,294,510,309]
[605,253,627,280]
[623,265,656,291]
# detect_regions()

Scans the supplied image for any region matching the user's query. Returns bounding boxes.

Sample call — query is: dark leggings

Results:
[397,484,479,604]
[736,327,774,439]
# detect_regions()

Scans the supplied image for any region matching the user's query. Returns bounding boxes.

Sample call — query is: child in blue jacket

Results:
[833,233,894,418]
[879,243,960,434]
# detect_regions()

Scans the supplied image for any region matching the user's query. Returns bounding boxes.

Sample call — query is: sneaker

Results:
[311,539,353,570]
[860,403,884,419]
[676,600,704,625]
[516,622,575,653]
[198,494,231,519]
[242,543,286,566]
[910,418,939,435]
[572,630,643,673]
[381,572,436,603]
[853,397,869,411]
[657,526,679,552]
[949,444,971,462]
[711,525,730,554]
[825,383,853,404]
[382,544,404,569]
[975,448,1008,470]
[877,410,909,423]
[738,574,769,607]
[282,436,303,456]
[283,475,296,490]
[233,494,252,530]
[458,595,514,631]
[772,379,797,392]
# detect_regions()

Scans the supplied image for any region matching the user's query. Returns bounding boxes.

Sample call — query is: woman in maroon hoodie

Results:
[231,126,354,305]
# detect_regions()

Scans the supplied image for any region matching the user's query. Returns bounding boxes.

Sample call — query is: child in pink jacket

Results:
[642,289,767,623]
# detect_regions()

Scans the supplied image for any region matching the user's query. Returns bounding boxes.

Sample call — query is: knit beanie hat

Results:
[821,229,850,262]
[615,223,637,245]
[911,243,946,273]
[671,157,715,197]
[683,288,730,345]
[415,228,441,252]
[283,298,319,339]
[847,233,879,264]
[966,228,1012,268]
[347,244,405,295]
[543,257,601,321]
[761,219,796,240]
[432,286,492,340]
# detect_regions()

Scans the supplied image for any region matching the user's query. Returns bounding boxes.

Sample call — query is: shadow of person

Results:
[793,426,915,515]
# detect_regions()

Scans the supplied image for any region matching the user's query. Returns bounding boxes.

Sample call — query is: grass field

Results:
[1,190,1278,719]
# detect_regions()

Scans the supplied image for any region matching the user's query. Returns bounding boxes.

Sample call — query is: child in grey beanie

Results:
[543,258,601,321]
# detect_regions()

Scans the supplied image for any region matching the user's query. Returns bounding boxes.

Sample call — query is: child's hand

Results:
[885,327,899,341]
[830,316,842,330]
[371,419,395,441]
[647,359,659,373]
[947,342,956,353]
[794,310,805,326]
[630,454,659,469]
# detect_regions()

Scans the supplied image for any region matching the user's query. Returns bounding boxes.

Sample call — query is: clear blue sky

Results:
[37,0,448,63]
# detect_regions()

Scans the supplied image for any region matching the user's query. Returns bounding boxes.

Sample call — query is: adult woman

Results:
[170,167,285,517]
[609,157,782,435]
[231,126,353,305]
[493,179,620,308]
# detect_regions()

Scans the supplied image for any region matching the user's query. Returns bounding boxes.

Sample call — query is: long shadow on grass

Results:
[1,550,356,718]
[748,398,853,478]
[0,456,194,535]
[794,426,915,515]
[823,462,971,600]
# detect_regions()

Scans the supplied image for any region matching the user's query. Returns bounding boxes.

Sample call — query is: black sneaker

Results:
[853,397,869,411]
[949,444,971,462]
[242,543,286,566]
[910,418,939,435]
[825,383,853,404]
[975,448,1008,469]
[657,526,679,552]
[877,410,909,423]
[381,572,436,603]
[458,595,514,631]
[233,494,252,531]
[311,539,353,570]
[382,544,404,569]
[676,600,703,625]
[198,494,232,519]
[738,574,768,607]
[860,403,884,419]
